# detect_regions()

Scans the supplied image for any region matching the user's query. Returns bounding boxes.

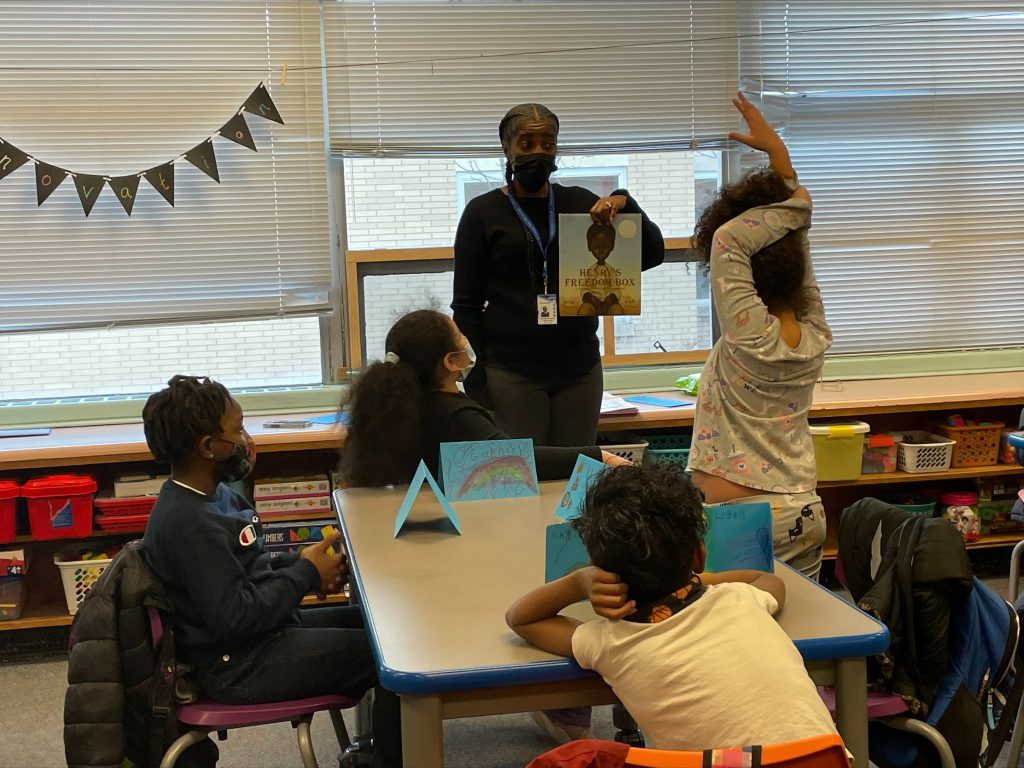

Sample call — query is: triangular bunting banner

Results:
[184,139,220,182]
[0,83,280,216]
[0,139,30,182]
[107,174,141,216]
[220,113,257,152]
[144,163,175,207]
[243,83,285,125]
[73,173,105,216]
[35,161,68,205]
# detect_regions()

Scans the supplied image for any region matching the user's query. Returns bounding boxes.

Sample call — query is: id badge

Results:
[537,294,558,325]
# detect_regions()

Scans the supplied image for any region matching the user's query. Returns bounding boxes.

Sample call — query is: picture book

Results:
[557,213,642,317]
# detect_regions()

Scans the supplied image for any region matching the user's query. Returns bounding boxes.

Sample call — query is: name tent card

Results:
[439,438,539,502]
[704,501,774,573]
[555,454,606,521]
[393,460,461,538]
[545,522,591,583]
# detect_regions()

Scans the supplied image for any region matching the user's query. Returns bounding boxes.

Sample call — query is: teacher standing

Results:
[452,103,665,447]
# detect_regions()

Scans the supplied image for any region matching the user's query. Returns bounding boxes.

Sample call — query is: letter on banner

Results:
[35,161,68,205]
[242,82,285,124]
[0,139,30,181]
[107,174,141,216]
[219,113,257,152]
[184,139,220,182]
[143,162,175,207]
[73,173,105,216]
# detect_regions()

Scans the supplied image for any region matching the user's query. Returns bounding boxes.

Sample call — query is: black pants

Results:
[486,362,604,447]
[194,605,402,767]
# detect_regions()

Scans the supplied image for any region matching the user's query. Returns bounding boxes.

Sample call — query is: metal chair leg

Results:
[883,716,956,768]
[295,716,319,768]
[159,729,212,768]
[330,707,352,749]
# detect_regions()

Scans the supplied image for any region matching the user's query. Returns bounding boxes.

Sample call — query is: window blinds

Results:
[324,0,739,156]
[0,1,329,333]
[741,2,1024,354]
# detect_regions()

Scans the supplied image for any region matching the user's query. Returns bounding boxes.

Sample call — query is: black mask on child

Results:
[511,153,557,193]
[214,439,254,483]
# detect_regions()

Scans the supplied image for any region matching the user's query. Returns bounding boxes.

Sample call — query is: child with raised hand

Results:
[142,375,401,767]
[506,463,838,752]
[688,92,833,579]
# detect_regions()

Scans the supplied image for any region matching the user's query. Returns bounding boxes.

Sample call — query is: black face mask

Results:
[214,439,255,484]
[511,152,557,193]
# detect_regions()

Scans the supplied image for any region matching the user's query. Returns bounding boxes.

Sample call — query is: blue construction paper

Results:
[555,454,606,521]
[704,501,774,573]
[439,438,539,502]
[394,460,461,537]
[545,522,591,583]
[623,394,690,409]
[308,412,350,425]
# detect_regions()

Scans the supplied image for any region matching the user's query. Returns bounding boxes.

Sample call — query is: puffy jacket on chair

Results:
[64,540,173,768]
[837,498,973,715]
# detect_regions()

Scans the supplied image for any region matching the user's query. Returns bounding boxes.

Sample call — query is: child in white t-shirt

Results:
[505,463,838,752]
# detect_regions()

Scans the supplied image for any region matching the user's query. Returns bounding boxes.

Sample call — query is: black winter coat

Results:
[837,498,973,715]
[64,541,172,768]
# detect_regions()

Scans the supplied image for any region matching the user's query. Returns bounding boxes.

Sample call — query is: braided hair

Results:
[142,375,232,464]
[499,103,560,291]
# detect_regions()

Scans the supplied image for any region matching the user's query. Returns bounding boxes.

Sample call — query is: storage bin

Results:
[0,575,25,621]
[94,494,156,534]
[598,433,648,463]
[894,431,956,474]
[891,501,937,517]
[0,480,18,543]
[22,475,97,540]
[927,421,1004,468]
[642,433,692,468]
[54,553,112,615]
[809,421,870,482]
[861,434,897,474]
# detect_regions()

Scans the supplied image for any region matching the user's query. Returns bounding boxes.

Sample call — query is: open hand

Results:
[577,566,635,620]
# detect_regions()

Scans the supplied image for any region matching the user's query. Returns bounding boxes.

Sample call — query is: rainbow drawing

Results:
[454,455,539,500]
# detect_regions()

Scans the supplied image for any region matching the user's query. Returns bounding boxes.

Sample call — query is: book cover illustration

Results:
[558,213,642,317]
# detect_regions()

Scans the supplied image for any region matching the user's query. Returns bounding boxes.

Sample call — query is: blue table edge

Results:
[334,491,890,695]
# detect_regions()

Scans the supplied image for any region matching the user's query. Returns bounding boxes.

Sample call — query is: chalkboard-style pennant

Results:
[243,82,284,125]
[185,139,220,182]
[35,161,68,205]
[144,162,175,206]
[0,139,30,182]
[73,173,105,216]
[220,113,257,152]
[108,174,141,216]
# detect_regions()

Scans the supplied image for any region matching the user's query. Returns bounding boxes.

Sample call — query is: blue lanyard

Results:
[507,186,557,294]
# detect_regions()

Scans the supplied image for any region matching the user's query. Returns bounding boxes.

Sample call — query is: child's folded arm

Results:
[506,567,635,658]
[701,569,786,612]
[181,529,320,642]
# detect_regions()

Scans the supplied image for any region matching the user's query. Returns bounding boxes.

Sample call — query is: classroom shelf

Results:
[0,591,350,632]
[818,463,1024,488]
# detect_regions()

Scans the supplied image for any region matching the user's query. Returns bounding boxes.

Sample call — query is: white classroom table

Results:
[333,483,889,768]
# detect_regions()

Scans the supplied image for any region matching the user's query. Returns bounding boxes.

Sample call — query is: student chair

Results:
[149,608,364,768]
[525,733,850,768]
[816,687,955,768]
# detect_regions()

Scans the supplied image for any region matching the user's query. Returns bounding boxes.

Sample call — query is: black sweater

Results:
[142,481,319,651]
[452,185,665,383]
[423,390,602,480]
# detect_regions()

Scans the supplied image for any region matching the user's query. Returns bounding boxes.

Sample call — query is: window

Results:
[0,1,330,401]
[741,2,1024,355]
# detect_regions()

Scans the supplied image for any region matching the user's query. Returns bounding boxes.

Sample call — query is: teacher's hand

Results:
[590,194,627,223]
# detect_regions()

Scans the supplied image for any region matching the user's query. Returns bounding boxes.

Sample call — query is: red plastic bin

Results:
[0,480,18,544]
[22,475,97,540]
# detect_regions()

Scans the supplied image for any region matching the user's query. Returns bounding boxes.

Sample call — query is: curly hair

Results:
[142,375,232,464]
[339,309,459,487]
[693,167,809,316]
[572,463,706,603]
